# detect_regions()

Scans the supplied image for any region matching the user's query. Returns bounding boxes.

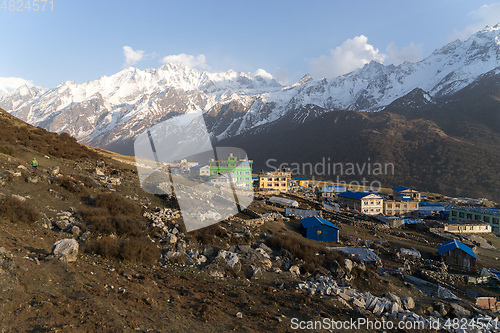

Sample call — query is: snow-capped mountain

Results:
[1,24,500,154]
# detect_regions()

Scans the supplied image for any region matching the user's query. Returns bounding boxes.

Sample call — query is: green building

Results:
[209,153,253,188]
[448,206,500,235]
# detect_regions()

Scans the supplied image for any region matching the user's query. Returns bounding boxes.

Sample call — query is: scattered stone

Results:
[250,266,262,279]
[402,296,415,310]
[258,243,272,254]
[11,194,26,202]
[0,247,16,276]
[49,167,60,176]
[71,225,81,236]
[386,292,401,305]
[289,265,300,275]
[54,219,70,231]
[344,259,353,273]
[450,303,470,318]
[51,239,79,262]
[27,176,38,184]
[166,233,177,244]
[79,231,91,242]
[236,312,243,318]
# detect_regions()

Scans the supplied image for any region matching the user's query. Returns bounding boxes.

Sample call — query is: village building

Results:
[258,171,291,191]
[418,201,445,216]
[384,201,419,216]
[443,220,492,234]
[437,239,477,272]
[392,186,422,201]
[189,164,210,178]
[300,216,340,242]
[292,176,310,187]
[209,173,238,186]
[318,185,346,198]
[448,206,500,235]
[268,196,299,207]
[209,153,253,188]
[383,186,420,216]
[337,191,383,215]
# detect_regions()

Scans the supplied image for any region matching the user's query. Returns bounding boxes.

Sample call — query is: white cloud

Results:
[0,77,33,92]
[272,67,290,85]
[308,35,386,79]
[123,46,145,66]
[449,3,500,41]
[161,53,210,70]
[385,42,423,66]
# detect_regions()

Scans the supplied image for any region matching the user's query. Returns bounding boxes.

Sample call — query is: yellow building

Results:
[384,201,419,216]
[258,171,291,191]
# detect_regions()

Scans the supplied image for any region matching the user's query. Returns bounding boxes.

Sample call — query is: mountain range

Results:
[1,24,500,199]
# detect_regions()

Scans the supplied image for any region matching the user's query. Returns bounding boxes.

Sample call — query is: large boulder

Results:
[402,296,415,310]
[51,239,79,262]
[450,303,470,318]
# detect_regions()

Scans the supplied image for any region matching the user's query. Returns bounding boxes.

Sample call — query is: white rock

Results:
[51,239,79,262]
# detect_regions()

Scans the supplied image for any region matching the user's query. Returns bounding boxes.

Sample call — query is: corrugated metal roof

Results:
[330,247,381,262]
[300,216,340,230]
[190,164,208,169]
[393,186,410,192]
[448,206,500,216]
[293,177,309,181]
[338,191,377,199]
[437,239,477,259]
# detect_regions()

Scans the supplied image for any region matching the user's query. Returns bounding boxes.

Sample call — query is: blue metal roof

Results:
[293,177,309,181]
[437,239,477,259]
[448,206,500,216]
[393,186,410,192]
[300,217,340,230]
[338,191,375,200]
[190,164,208,169]
[419,201,443,207]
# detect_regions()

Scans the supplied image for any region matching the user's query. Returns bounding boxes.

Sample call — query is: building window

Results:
[459,212,465,218]
[364,201,368,205]
[452,211,457,217]
[387,203,392,208]
[467,214,472,220]
[493,218,499,225]
[484,216,490,223]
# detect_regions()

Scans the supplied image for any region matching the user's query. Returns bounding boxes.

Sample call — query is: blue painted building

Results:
[438,239,477,272]
[300,216,340,242]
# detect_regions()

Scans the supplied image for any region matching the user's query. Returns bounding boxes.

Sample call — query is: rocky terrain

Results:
[1,107,500,332]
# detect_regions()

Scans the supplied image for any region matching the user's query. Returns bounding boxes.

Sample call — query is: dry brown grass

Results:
[0,195,40,224]
[80,192,159,266]
[85,236,159,266]
[266,232,347,274]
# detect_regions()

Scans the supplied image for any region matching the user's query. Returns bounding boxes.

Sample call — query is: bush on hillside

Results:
[85,236,159,266]
[0,195,40,224]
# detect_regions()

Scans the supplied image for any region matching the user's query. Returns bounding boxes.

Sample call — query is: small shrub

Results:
[0,195,40,224]
[81,208,146,237]
[188,224,226,244]
[94,192,141,216]
[266,233,346,274]
[57,175,89,195]
[0,145,13,156]
[85,236,160,266]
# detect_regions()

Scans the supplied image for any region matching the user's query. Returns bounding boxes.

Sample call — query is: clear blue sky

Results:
[1,0,499,89]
